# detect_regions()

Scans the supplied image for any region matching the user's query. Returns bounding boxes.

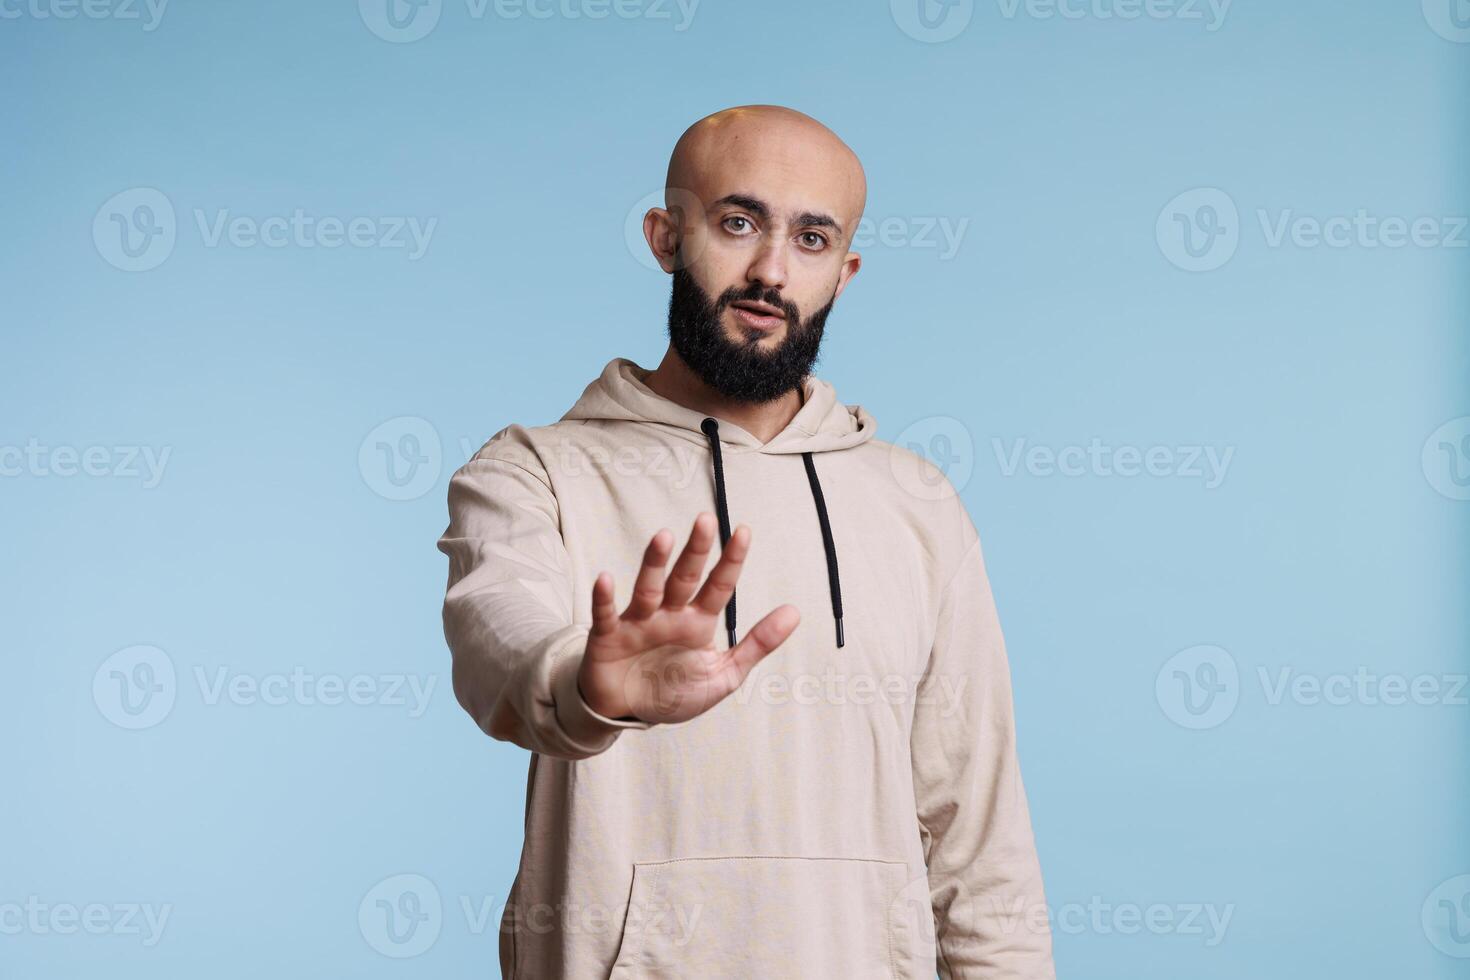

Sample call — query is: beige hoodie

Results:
[437,357,1055,979]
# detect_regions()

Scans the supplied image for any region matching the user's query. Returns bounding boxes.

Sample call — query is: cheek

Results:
[788,253,843,302]
[786,280,833,319]
[687,250,743,299]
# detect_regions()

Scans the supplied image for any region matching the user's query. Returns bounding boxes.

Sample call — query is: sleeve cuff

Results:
[547,628,653,755]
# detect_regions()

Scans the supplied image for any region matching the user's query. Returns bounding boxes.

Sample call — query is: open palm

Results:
[577,512,800,724]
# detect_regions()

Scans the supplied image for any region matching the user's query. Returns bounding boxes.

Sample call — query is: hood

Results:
[561,357,878,455]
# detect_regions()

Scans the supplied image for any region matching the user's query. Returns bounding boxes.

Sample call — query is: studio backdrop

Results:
[3,2,1468,978]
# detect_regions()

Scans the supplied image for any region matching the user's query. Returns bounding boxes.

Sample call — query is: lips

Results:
[730,300,786,320]
[729,303,786,332]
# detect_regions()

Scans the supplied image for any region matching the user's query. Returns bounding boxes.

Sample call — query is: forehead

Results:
[679,125,863,228]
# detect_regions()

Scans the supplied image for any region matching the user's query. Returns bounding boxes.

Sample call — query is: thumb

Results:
[725,604,800,681]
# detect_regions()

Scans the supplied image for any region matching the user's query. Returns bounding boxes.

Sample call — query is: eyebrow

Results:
[710,193,843,236]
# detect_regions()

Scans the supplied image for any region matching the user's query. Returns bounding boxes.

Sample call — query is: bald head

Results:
[665,105,867,244]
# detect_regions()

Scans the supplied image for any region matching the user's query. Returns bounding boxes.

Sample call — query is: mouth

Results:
[728,300,787,332]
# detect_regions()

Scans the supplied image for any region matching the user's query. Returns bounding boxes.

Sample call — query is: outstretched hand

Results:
[576,512,800,724]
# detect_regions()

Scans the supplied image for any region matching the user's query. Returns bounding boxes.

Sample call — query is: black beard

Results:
[665,265,834,404]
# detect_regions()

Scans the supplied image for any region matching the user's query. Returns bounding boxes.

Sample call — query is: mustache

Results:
[716,283,802,324]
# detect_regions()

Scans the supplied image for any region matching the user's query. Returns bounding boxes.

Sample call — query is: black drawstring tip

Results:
[726,627,738,649]
[834,618,845,649]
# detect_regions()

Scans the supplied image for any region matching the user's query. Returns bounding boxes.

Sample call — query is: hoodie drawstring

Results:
[699,417,739,649]
[800,450,845,648]
[699,417,846,650]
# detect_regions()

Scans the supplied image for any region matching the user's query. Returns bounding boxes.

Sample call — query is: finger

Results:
[724,604,800,684]
[622,528,674,621]
[661,512,717,610]
[691,524,751,616]
[589,571,620,638]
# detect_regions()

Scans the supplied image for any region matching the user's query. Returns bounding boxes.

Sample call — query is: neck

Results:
[643,346,805,445]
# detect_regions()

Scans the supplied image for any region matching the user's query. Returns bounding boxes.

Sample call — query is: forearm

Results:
[437,446,650,761]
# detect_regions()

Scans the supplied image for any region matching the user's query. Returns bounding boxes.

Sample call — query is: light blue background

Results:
[4,0,1468,977]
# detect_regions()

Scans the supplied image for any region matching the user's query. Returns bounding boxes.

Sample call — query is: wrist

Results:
[577,665,638,722]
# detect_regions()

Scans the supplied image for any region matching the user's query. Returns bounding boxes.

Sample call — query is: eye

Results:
[722,215,755,235]
[798,231,829,251]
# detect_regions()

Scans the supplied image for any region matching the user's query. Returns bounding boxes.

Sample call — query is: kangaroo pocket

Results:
[607,855,920,980]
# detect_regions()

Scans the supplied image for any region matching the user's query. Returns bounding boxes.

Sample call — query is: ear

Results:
[643,207,680,274]
[643,188,708,274]
[831,249,862,301]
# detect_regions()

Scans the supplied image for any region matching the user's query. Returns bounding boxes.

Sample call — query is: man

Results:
[437,105,1055,978]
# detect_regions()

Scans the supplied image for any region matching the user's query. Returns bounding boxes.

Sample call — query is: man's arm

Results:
[910,515,1056,978]
[437,426,797,761]
[437,429,652,761]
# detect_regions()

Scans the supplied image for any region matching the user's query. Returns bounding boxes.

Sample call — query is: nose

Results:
[745,237,787,292]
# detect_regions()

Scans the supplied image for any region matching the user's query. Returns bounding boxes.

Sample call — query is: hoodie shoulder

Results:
[457,423,553,486]
[852,434,983,583]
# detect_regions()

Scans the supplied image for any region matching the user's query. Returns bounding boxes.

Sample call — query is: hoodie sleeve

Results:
[436,434,652,761]
[910,514,1056,979]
